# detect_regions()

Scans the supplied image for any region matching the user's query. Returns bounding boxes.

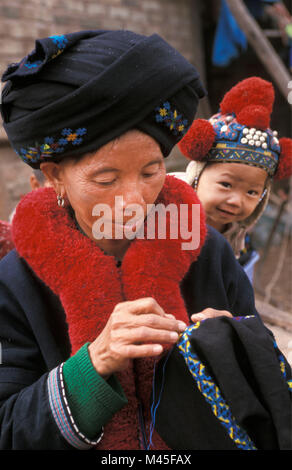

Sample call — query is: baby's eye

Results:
[219,181,231,188]
[247,189,259,196]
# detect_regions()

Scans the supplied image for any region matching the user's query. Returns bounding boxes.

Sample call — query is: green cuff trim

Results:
[63,343,128,439]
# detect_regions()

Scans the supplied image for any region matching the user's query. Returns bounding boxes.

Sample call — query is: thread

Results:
[147,347,173,450]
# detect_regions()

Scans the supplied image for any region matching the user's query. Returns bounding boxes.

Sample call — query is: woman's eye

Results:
[96,179,116,186]
[143,172,157,178]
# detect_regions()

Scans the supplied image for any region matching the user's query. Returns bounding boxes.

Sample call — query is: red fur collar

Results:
[12,175,206,450]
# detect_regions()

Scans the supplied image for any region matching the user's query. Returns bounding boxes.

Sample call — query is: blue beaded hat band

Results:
[206,112,280,176]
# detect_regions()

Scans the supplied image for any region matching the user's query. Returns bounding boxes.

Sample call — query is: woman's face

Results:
[41,130,166,257]
[196,162,267,232]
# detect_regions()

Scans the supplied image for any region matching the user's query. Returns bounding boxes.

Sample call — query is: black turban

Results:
[1,30,206,168]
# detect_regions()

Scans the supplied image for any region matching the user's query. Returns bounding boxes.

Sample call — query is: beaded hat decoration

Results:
[1,30,205,169]
[178,77,292,180]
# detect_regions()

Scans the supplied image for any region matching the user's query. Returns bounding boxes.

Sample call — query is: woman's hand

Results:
[88,297,187,379]
[191,308,233,323]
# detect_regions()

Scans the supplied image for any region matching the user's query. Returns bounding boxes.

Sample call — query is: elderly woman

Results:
[0,30,291,451]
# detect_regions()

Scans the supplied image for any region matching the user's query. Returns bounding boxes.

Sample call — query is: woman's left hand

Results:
[191,308,233,323]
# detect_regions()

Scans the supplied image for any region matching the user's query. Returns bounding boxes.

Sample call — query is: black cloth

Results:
[1,30,205,168]
[0,226,280,450]
[153,316,292,450]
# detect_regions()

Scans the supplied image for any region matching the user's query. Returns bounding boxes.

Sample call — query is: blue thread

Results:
[147,347,173,450]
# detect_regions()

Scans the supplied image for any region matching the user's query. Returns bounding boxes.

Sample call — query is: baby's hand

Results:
[191,308,232,323]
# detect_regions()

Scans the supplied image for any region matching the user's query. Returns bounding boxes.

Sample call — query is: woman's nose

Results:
[114,183,146,221]
[122,183,146,207]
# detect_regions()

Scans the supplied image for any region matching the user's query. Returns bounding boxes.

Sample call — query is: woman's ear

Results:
[40,162,65,197]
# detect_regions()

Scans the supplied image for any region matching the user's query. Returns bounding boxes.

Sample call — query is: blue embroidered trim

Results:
[16,127,87,164]
[49,34,68,50]
[24,34,69,69]
[178,319,257,450]
[178,316,292,450]
[49,34,69,59]
[24,60,42,69]
[155,101,188,136]
[47,364,103,449]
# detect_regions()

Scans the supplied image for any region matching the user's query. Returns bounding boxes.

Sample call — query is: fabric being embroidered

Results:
[178,321,257,450]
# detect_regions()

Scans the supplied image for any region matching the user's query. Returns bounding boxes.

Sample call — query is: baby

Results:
[172,77,291,266]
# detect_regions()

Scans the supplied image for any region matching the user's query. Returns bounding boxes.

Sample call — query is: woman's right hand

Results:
[88,297,187,379]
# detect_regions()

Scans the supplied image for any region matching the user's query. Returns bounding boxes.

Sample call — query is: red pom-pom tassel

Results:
[220,77,275,118]
[274,138,292,180]
[237,105,270,130]
[178,119,215,161]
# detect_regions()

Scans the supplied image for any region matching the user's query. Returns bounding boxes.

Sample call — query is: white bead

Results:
[242,128,249,135]
[226,115,233,122]
[246,134,253,140]
[255,141,261,147]
[273,137,279,144]
[250,128,256,134]
[249,139,255,145]
[262,143,268,149]
[221,125,228,132]
[255,130,262,136]
[262,132,268,138]
[241,138,248,144]
[273,130,278,136]
[260,136,265,142]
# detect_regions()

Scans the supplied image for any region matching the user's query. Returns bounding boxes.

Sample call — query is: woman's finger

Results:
[191,308,233,322]
[111,325,180,345]
[111,342,164,359]
[114,312,186,333]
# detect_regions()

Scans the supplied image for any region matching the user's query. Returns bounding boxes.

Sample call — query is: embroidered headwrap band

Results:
[1,30,206,168]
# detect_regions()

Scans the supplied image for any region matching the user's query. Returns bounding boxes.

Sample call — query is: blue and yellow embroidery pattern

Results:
[24,34,69,69]
[16,127,87,165]
[178,318,292,450]
[207,145,278,176]
[178,321,257,450]
[49,34,69,59]
[155,101,188,136]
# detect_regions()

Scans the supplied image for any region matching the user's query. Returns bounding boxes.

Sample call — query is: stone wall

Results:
[0,0,206,219]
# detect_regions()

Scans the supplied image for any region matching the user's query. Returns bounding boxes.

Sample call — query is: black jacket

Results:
[0,227,264,449]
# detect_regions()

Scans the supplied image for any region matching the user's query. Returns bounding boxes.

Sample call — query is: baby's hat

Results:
[178,77,292,180]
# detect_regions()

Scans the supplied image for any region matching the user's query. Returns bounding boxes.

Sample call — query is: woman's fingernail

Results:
[178,321,187,331]
[153,345,163,354]
[170,331,179,341]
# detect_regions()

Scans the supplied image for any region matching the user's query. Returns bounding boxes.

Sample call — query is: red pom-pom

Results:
[274,138,292,180]
[178,119,215,161]
[220,77,275,121]
[237,105,271,129]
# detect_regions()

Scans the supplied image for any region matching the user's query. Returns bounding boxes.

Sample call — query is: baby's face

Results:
[196,162,267,232]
